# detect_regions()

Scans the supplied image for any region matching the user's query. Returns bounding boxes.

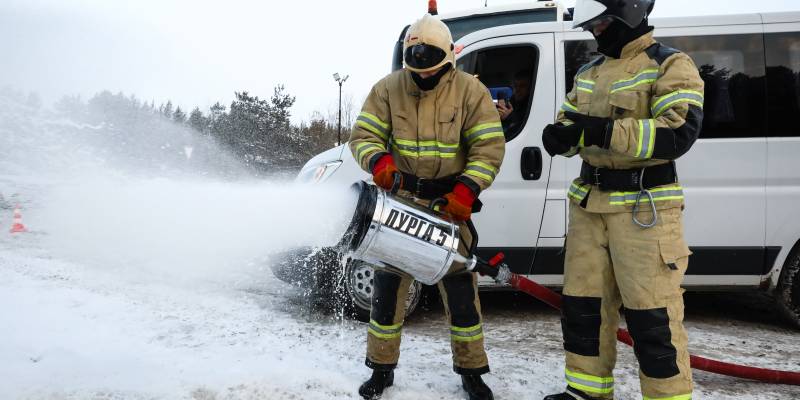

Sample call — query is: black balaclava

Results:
[411,63,453,91]
[594,19,654,59]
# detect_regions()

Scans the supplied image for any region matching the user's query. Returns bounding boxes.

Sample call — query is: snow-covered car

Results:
[272,1,800,326]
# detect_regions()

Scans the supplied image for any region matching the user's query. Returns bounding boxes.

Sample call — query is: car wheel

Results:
[337,260,422,322]
[776,242,800,329]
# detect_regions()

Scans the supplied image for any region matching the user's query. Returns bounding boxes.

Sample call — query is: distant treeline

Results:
[54,86,351,173]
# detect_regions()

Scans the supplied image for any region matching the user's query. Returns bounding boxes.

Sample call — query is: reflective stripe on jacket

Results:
[557,32,705,213]
[349,68,505,193]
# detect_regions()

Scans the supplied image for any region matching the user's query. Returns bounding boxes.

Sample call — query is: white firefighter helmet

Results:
[403,14,455,74]
[572,0,655,30]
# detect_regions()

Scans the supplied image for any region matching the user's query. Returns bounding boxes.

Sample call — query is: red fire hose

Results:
[486,253,800,385]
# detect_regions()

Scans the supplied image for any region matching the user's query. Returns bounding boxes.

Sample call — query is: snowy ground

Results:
[2,226,799,400]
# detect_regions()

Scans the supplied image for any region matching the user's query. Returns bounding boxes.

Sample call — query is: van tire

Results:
[335,260,422,322]
[776,243,800,329]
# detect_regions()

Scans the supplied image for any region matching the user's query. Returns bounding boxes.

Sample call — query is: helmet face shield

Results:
[404,44,447,71]
[572,0,654,30]
[572,0,609,29]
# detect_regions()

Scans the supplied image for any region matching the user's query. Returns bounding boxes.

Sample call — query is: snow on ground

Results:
[2,219,799,399]
[1,96,797,399]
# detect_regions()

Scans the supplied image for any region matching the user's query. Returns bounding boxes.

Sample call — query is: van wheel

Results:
[336,260,422,322]
[776,243,800,329]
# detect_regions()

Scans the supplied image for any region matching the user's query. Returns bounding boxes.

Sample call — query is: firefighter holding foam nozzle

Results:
[542,1,704,399]
[348,13,505,400]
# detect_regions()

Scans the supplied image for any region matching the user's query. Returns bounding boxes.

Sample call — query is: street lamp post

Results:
[333,73,349,146]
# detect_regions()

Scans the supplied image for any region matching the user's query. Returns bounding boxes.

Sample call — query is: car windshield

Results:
[444,8,559,42]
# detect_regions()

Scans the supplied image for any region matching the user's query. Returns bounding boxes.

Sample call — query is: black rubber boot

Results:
[543,387,597,400]
[358,370,394,399]
[461,374,494,400]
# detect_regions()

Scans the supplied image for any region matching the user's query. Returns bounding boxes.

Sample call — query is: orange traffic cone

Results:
[10,205,27,233]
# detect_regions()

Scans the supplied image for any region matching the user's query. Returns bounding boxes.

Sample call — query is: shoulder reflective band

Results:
[464,161,498,183]
[636,119,656,159]
[651,90,704,118]
[610,69,659,94]
[355,142,387,164]
[450,323,484,342]
[643,394,692,400]
[565,368,614,395]
[357,112,391,141]
[561,100,579,113]
[368,319,403,340]
[463,122,504,146]
[609,186,684,205]
[568,182,590,202]
[576,79,596,94]
[391,138,459,158]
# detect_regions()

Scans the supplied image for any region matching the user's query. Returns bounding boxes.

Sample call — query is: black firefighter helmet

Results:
[572,0,655,31]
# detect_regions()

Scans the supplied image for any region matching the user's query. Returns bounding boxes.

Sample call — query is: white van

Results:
[274,1,800,327]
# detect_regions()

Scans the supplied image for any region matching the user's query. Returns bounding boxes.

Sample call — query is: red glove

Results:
[441,182,477,222]
[372,154,401,191]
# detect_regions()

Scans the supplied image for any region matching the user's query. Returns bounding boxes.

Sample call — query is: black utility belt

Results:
[399,172,483,213]
[400,172,456,200]
[580,161,678,192]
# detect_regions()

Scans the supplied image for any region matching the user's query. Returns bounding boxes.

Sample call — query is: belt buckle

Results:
[593,168,603,190]
[632,170,642,189]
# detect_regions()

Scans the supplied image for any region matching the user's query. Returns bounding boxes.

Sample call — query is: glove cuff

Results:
[452,182,476,207]
[371,153,394,175]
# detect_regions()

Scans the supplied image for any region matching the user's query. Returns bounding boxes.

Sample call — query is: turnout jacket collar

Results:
[406,68,457,96]
[618,31,657,60]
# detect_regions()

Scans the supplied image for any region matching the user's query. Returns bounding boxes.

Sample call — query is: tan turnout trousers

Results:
[365,192,489,375]
[563,205,692,399]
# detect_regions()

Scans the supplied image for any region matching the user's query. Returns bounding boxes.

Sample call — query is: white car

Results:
[274,1,800,327]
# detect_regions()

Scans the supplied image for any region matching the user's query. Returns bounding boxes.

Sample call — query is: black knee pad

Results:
[441,272,480,327]
[370,270,402,325]
[625,308,680,379]
[561,295,602,357]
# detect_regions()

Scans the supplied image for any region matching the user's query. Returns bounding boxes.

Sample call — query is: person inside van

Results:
[497,69,532,138]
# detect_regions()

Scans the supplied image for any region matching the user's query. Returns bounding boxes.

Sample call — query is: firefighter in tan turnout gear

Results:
[542,1,704,399]
[349,13,505,400]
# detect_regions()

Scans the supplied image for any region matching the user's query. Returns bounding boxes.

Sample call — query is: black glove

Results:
[542,123,582,157]
[564,111,613,148]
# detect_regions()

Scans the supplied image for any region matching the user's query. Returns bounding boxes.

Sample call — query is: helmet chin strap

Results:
[411,63,453,91]
[594,19,653,59]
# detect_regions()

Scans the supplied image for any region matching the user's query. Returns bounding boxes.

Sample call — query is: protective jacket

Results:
[558,32,704,213]
[350,68,505,194]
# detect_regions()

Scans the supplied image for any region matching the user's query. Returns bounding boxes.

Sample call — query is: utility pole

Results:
[333,73,349,146]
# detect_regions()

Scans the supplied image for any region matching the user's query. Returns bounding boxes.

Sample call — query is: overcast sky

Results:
[1,0,797,123]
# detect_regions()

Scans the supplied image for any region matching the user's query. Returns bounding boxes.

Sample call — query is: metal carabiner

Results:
[632,168,658,229]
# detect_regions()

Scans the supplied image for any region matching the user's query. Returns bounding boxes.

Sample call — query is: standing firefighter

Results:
[349,14,505,400]
[542,1,704,399]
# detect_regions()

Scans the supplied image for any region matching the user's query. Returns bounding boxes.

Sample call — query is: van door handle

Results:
[521,147,542,181]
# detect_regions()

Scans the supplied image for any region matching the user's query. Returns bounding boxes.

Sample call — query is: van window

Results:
[471,45,539,142]
[660,34,766,139]
[563,35,767,139]
[564,40,597,94]
[765,32,800,138]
